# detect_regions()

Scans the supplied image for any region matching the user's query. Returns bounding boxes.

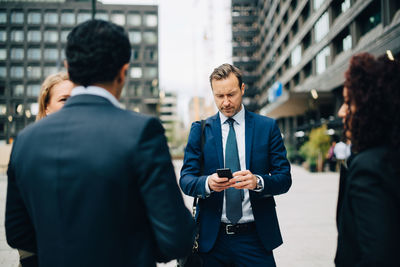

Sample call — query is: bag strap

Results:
[191,119,206,216]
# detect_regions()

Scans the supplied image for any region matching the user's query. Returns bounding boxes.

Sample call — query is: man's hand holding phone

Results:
[208,168,233,192]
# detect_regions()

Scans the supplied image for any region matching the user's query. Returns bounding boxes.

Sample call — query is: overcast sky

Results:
[102,0,232,124]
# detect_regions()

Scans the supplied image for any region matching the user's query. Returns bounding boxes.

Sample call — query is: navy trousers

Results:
[199,225,276,267]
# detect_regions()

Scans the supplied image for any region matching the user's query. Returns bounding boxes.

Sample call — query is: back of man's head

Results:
[66,19,131,87]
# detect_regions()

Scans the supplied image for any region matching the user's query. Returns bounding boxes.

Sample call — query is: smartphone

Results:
[216,168,233,179]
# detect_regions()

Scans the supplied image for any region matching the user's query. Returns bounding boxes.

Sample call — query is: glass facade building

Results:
[0,1,159,142]
[232,0,400,147]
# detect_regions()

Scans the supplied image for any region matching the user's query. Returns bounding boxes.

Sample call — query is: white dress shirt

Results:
[71,86,122,108]
[205,105,263,224]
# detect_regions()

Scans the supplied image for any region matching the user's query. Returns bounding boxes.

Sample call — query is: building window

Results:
[343,35,352,51]
[77,12,91,24]
[27,30,41,42]
[144,67,157,79]
[341,0,351,13]
[143,32,157,44]
[136,85,143,96]
[44,66,58,77]
[130,67,142,78]
[0,30,6,42]
[129,31,141,44]
[314,12,329,42]
[27,48,41,60]
[11,11,23,24]
[144,14,157,27]
[12,84,24,96]
[44,30,58,43]
[27,84,40,97]
[0,104,6,115]
[95,12,108,21]
[11,48,24,60]
[313,0,326,10]
[61,30,70,43]
[28,12,41,24]
[127,13,141,26]
[291,45,302,67]
[0,48,6,60]
[146,49,158,61]
[44,48,58,61]
[357,0,381,36]
[44,12,58,24]
[111,13,125,26]
[11,30,24,42]
[61,12,75,25]
[27,66,41,79]
[316,46,330,74]
[10,66,24,78]
[132,49,140,60]
[0,11,6,23]
[0,67,6,78]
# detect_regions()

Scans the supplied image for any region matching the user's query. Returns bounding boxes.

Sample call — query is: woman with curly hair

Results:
[335,52,400,266]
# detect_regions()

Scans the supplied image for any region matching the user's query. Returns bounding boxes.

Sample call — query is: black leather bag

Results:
[177,120,206,267]
[176,197,202,267]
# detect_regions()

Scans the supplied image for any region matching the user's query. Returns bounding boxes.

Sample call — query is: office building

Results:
[232,0,400,146]
[0,0,159,142]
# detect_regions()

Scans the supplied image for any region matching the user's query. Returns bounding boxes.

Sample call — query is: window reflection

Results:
[143,32,157,44]
[128,13,141,26]
[28,12,41,24]
[44,12,58,24]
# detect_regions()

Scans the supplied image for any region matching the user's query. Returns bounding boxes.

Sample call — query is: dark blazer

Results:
[335,146,400,267]
[180,110,291,253]
[5,94,195,267]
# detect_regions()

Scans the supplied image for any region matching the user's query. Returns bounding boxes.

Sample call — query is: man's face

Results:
[211,73,245,118]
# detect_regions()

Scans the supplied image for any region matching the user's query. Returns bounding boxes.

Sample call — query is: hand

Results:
[208,173,231,192]
[230,170,257,190]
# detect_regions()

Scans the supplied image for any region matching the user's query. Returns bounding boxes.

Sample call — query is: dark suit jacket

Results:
[180,110,291,253]
[5,94,195,267]
[335,146,400,266]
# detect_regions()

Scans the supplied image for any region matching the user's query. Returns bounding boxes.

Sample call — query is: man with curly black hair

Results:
[5,19,195,267]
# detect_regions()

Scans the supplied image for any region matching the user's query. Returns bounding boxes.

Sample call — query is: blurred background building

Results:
[232,0,400,149]
[0,0,159,143]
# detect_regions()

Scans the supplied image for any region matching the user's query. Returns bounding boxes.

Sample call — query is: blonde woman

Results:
[17,71,73,267]
[36,71,74,121]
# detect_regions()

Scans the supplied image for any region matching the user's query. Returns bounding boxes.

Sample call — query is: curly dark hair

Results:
[344,52,400,153]
[66,19,131,86]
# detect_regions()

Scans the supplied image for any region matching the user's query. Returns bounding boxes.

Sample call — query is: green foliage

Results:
[299,125,331,166]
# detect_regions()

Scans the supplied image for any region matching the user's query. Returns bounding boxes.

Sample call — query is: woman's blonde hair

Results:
[36,72,69,121]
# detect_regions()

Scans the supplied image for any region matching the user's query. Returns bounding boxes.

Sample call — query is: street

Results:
[0,161,339,267]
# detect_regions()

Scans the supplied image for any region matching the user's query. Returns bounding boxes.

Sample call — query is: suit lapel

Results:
[210,113,224,168]
[245,110,254,170]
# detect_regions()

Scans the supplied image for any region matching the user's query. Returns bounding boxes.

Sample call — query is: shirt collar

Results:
[71,86,122,108]
[219,104,245,125]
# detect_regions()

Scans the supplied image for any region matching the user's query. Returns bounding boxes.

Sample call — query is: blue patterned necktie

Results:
[225,118,243,224]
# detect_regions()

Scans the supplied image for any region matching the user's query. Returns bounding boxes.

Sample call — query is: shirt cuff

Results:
[205,175,212,196]
[252,175,264,192]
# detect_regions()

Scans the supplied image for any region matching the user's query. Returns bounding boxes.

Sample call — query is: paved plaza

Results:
[0,161,339,267]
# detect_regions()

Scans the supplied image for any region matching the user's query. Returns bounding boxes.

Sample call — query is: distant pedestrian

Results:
[333,139,350,168]
[335,52,400,266]
[5,19,195,267]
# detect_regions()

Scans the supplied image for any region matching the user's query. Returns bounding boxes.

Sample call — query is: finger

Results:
[232,170,247,176]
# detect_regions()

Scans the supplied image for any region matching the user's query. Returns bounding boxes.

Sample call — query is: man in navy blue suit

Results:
[5,20,195,267]
[180,63,291,266]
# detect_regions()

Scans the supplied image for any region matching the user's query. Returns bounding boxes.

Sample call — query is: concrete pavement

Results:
[0,161,339,267]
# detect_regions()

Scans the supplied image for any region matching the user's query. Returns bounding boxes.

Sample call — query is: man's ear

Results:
[117,63,129,85]
[64,60,69,70]
[241,83,245,95]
